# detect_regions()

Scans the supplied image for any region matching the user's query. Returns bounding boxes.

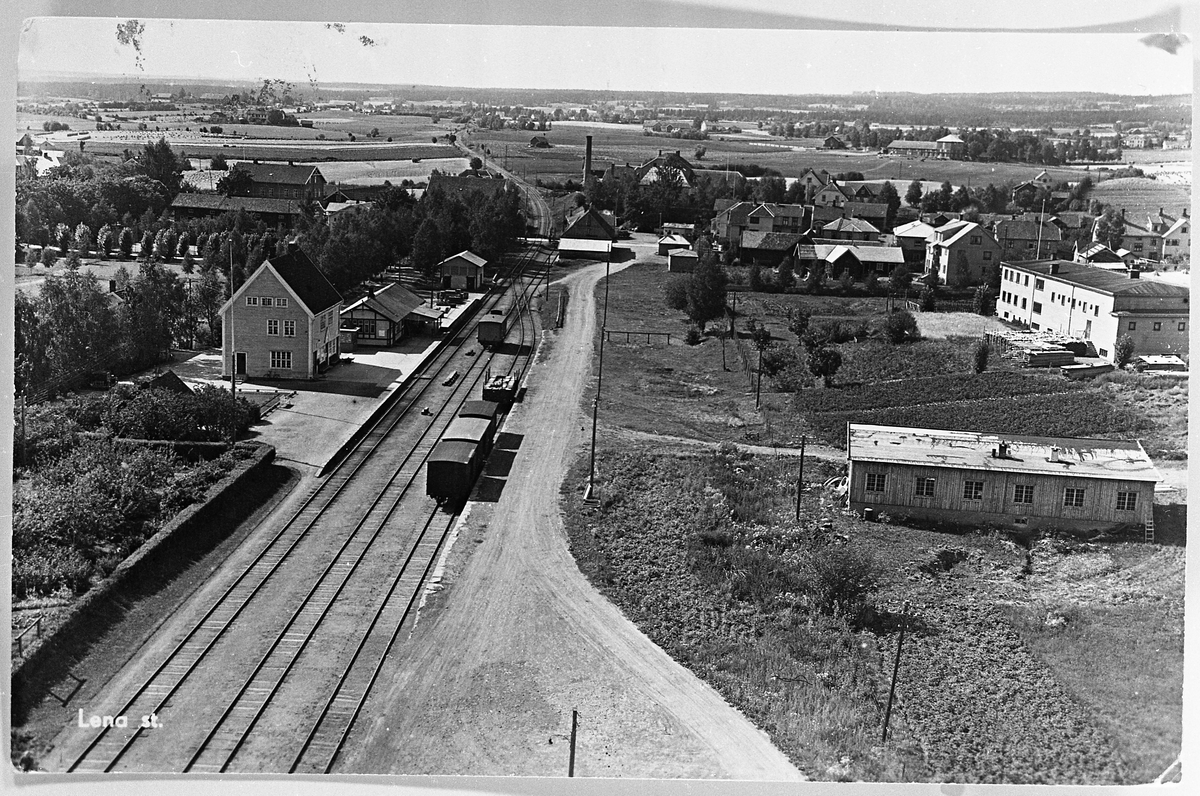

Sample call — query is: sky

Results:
[15,17,1194,97]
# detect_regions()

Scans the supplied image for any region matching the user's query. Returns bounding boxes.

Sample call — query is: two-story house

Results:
[1148,207,1190,264]
[924,220,1002,287]
[233,162,327,203]
[995,259,1189,361]
[222,244,343,380]
[993,217,1063,262]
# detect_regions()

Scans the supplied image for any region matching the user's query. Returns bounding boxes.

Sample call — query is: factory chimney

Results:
[584,135,594,193]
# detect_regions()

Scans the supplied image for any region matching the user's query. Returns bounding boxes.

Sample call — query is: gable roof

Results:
[170,194,304,216]
[995,219,1063,243]
[233,162,323,185]
[741,231,803,251]
[844,201,889,220]
[892,220,936,239]
[563,207,617,241]
[342,282,424,322]
[266,249,342,314]
[823,217,880,234]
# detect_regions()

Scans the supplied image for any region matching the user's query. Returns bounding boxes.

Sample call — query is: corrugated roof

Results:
[848,423,1160,483]
[1006,259,1191,297]
[267,249,342,313]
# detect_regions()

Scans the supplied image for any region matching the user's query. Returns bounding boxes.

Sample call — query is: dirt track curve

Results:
[341,257,804,779]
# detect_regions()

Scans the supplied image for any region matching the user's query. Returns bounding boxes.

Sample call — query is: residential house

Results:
[996,259,1189,361]
[811,182,850,209]
[710,200,755,247]
[1098,212,1162,262]
[233,162,327,203]
[438,250,488,290]
[924,220,1002,287]
[799,243,904,280]
[340,283,440,346]
[843,202,890,231]
[1073,242,1126,267]
[1147,207,1190,263]
[847,424,1157,533]
[822,135,846,150]
[636,150,696,187]
[796,168,831,203]
[739,231,804,267]
[820,217,880,243]
[221,245,343,379]
[890,220,937,266]
[993,218,1063,261]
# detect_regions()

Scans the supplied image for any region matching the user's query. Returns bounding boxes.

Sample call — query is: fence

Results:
[603,329,674,344]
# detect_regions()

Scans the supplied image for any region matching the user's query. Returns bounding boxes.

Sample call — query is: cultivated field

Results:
[1089,176,1191,220]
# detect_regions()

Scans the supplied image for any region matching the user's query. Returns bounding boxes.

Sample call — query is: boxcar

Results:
[443,415,495,460]
[427,440,479,502]
[477,303,513,348]
[458,400,500,447]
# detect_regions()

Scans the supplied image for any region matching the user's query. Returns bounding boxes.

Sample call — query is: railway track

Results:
[64,246,548,774]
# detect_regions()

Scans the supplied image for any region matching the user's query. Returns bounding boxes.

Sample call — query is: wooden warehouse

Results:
[847,424,1158,532]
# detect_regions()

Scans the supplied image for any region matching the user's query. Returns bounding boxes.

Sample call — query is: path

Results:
[341,257,803,779]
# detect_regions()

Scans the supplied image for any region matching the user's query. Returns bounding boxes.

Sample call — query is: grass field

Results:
[563,440,1184,783]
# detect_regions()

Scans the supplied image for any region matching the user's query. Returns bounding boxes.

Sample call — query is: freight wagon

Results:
[477,302,514,348]
[442,416,495,460]
[426,440,479,503]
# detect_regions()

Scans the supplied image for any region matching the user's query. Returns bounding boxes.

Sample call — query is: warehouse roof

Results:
[848,424,1160,483]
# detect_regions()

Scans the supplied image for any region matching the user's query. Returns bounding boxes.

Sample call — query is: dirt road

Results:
[341,256,804,779]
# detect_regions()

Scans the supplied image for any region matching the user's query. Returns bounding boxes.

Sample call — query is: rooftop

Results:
[848,424,1160,484]
[1005,259,1191,298]
[233,162,323,185]
[264,248,342,314]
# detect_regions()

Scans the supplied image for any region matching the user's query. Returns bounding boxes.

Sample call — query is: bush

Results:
[807,347,843,387]
[802,544,884,625]
[1114,334,1136,368]
[919,287,937,312]
[973,339,990,373]
[863,271,880,294]
[881,309,919,343]
[684,325,703,345]
[663,277,688,311]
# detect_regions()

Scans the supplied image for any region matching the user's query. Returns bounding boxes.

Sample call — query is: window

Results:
[1021,298,1027,310]
[1133,243,1143,252]
[245,296,259,307]
[270,350,292,369]
[1116,492,1138,511]
[1013,484,1035,504]
[321,314,327,330]
[963,480,984,500]
[283,320,296,337]
[983,251,992,261]
[276,297,289,308]
[970,235,981,245]
[267,319,279,336]
[261,297,273,307]
[1051,292,1056,301]
[914,477,936,497]
[1179,322,1186,332]
[1032,302,1042,314]
[1024,275,1029,286]
[1099,348,1108,358]
[1129,321,1137,331]
[1035,278,1045,290]
[1063,488,1085,508]
[1153,322,1162,331]
[865,473,886,492]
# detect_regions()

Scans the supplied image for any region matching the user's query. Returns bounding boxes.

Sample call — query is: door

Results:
[1084,319,1092,339]
[234,352,247,375]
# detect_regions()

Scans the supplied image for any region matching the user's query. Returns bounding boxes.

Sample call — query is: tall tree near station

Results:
[684,253,728,332]
[411,218,443,279]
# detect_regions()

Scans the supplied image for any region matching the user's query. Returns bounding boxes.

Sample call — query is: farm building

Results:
[168,194,304,227]
[340,283,440,346]
[221,244,343,380]
[232,162,328,203]
[562,207,617,242]
[667,249,698,272]
[438,250,488,290]
[847,424,1159,533]
[996,259,1189,361]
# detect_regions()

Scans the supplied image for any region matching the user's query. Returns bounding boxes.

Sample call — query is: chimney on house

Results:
[287,237,299,254]
[1049,446,1060,463]
[995,442,1010,459]
[1129,268,1140,279]
[1050,262,1060,274]
[1120,208,1126,219]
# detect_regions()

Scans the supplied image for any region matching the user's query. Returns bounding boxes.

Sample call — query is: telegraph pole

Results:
[754,345,764,409]
[795,435,806,521]
[568,709,578,777]
[882,601,910,742]
[229,243,236,399]
[587,250,612,499]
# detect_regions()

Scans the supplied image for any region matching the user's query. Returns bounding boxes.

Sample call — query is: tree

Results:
[209,153,228,170]
[1095,207,1126,251]
[972,285,996,316]
[694,145,707,160]
[754,175,787,204]
[973,339,990,373]
[469,156,484,171]
[882,309,919,343]
[777,256,796,290]
[216,168,253,197]
[137,137,182,192]
[878,181,900,229]
[807,346,842,387]
[663,277,688,311]
[119,227,135,258]
[889,264,913,292]
[748,263,764,292]
[787,307,810,340]
[919,286,936,311]
[72,223,92,255]
[411,218,443,279]
[1114,334,1136,368]
[684,254,728,332]
[905,179,923,207]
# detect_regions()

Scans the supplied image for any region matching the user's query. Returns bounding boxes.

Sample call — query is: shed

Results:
[847,423,1158,532]
[657,234,692,256]
[438,250,488,290]
[668,249,699,273]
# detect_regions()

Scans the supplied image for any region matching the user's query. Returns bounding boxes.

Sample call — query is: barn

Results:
[438,250,488,290]
[847,424,1159,533]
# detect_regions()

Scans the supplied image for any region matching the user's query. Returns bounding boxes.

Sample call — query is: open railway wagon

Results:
[477,302,515,348]
[482,373,519,406]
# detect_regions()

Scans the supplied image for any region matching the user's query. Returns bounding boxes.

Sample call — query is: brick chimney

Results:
[583,135,593,191]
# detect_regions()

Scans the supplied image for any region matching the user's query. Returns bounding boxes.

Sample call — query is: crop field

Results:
[562,442,1183,783]
[1089,176,1191,219]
